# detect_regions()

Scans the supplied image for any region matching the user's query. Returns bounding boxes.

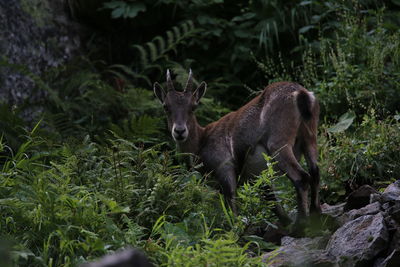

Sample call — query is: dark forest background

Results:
[1,0,399,266]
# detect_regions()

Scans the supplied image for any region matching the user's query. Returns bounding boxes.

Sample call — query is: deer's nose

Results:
[174,127,186,135]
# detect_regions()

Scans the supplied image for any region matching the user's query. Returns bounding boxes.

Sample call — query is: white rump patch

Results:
[308,91,316,104]
[292,90,316,107]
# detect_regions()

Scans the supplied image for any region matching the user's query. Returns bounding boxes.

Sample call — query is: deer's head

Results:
[154,70,207,143]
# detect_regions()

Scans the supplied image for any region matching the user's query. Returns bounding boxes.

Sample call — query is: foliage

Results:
[0,127,275,266]
[319,111,400,203]
[103,1,146,19]
[314,10,400,117]
[2,0,400,266]
[258,6,400,118]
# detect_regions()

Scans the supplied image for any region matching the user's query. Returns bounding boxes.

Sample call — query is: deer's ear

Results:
[193,81,207,104]
[154,82,166,104]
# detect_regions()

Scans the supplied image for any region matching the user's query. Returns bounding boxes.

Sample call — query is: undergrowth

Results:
[319,111,400,203]
[0,125,275,266]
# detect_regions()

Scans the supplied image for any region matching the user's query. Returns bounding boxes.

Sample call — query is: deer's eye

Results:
[164,105,170,113]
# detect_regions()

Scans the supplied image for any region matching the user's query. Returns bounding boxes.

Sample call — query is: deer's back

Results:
[199,82,315,174]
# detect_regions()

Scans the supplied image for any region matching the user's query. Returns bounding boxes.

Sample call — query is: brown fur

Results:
[154,73,321,223]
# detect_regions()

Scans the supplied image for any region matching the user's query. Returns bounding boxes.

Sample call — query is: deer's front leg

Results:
[215,162,238,214]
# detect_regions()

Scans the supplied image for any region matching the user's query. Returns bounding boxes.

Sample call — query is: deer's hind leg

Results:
[266,141,311,222]
[303,137,321,214]
[297,122,321,214]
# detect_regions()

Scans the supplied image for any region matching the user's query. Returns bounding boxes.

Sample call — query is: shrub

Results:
[319,111,400,203]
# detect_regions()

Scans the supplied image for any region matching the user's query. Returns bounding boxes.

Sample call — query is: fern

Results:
[109,114,162,141]
[133,20,197,68]
[133,44,149,67]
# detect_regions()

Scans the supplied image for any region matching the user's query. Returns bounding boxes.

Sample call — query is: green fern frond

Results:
[131,20,198,74]
[181,22,189,34]
[166,30,175,47]
[153,36,166,54]
[108,115,161,141]
[133,45,148,67]
[172,26,181,41]
[130,114,161,138]
[146,42,158,62]
[106,64,152,86]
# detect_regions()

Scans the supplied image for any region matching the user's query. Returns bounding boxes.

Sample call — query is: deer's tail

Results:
[296,90,317,121]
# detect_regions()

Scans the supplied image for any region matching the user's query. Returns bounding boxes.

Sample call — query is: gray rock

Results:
[338,202,381,225]
[388,203,400,223]
[382,202,391,211]
[371,193,383,204]
[381,180,400,203]
[321,202,346,218]
[280,236,328,249]
[0,0,83,120]
[327,213,389,267]
[81,248,153,267]
[263,236,337,267]
[344,185,379,211]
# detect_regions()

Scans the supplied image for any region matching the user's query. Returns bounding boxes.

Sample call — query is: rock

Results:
[321,202,346,218]
[326,213,389,267]
[338,202,381,225]
[384,215,400,236]
[263,236,337,267]
[280,236,328,249]
[344,185,379,211]
[374,249,400,267]
[381,180,400,203]
[0,0,84,120]
[388,203,400,223]
[381,202,391,211]
[81,248,153,267]
[370,193,382,204]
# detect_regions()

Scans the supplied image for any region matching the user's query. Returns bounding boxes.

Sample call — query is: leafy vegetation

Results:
[1,0,400,266]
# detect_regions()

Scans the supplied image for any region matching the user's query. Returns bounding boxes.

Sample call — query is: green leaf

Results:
[234,29,252,38]
[125,3,146,18]
[299,1,313,6]
[106,1,146,19]
[299,25,315,34]
[111,7,125,18]
[328,110,356,133]
[232,12,256,22]
[103,1,125,9]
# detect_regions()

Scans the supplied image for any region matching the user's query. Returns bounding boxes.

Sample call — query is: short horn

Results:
[184,69,194,92]
[166,69,175,91]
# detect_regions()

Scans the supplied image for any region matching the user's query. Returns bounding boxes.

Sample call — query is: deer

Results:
[153,69,321,227]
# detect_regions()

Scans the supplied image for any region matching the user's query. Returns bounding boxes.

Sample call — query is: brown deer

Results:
[154,70,321,225]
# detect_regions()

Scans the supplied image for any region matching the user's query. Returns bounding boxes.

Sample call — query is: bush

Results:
[319,111,400,203]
